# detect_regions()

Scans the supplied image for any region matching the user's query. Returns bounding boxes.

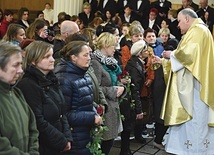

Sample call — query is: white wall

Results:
[169,0,214,5]
[53,0,83,23]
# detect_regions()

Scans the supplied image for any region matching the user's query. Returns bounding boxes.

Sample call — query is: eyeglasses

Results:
[140,46,149,53]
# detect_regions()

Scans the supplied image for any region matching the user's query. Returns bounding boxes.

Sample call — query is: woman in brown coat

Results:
[91,32,126,155]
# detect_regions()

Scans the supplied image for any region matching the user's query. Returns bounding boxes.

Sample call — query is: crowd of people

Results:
[0,0,214,155]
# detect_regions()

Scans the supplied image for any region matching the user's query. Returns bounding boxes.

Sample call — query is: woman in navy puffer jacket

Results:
[54,41,103,155]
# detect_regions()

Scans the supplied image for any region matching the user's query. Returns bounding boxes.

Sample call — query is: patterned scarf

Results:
[93,50,122,86]
[93,50,118,67]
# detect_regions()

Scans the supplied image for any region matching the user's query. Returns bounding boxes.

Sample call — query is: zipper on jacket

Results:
[9,90,12,96]
[10,91,27,151]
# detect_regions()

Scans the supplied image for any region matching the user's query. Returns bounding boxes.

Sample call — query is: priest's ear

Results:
[185,16,189,23]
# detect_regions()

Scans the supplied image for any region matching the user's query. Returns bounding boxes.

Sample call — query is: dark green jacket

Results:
[0,79,39,155]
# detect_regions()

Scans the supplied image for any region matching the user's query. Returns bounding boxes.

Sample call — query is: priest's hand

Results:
[136,112,144,119]
[152,55,162,64]
[162,50,172,59]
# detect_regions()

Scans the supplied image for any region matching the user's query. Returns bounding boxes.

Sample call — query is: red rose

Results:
[122,70,129,76]
[97,106,103,115]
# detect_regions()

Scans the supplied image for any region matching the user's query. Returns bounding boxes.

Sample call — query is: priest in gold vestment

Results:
[155,8,214,155]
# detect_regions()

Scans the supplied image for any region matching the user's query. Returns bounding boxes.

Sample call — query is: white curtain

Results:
[53,0,83,23]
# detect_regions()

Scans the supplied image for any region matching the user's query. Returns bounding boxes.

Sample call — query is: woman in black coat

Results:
[125,40,148,117]
[123,40,148,155]
[78,2,95,27]
[18,41,72,155]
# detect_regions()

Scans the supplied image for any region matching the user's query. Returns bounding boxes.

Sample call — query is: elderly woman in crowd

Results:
[120,22,152,144]
[121,40,148,154]
[121,21,144,69]
[0,41,39,155]
[17,41,72,155]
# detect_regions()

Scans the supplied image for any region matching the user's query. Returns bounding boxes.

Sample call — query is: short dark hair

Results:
[36,11,44,18]
[124,4,132,10]
[18,7,29,20]
[96,23,117,36]
[162,18,171,26]
[4,9,13,16]
[144,28,157,38]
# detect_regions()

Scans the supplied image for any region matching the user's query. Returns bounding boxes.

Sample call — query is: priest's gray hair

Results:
[180,8,198,19]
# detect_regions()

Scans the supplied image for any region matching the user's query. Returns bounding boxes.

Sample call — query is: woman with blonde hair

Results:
[158,27,171,46]
[79,2,94,27]
[91,32,126,155]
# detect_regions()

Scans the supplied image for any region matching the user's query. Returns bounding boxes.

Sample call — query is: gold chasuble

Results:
[160,18,214,127]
